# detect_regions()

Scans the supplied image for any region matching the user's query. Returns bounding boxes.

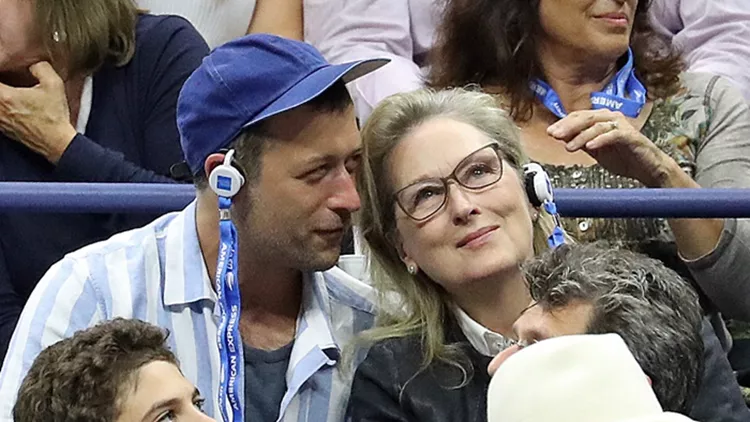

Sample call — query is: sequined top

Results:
[547,74,711,246]
[539,73,750,320]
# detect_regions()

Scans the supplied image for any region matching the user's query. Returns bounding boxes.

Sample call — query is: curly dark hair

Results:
[13,318,178,422]
[428,0,684,121]
[523,242,703,414]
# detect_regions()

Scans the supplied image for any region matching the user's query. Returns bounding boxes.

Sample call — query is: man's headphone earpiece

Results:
[208,149,245,198]
[523,162,553,207]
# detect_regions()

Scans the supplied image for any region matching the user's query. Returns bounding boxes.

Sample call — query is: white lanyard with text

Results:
[529,48,647,118]
[216,196,244,422]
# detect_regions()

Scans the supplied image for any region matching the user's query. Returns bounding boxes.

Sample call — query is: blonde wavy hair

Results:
[357,87,559,374]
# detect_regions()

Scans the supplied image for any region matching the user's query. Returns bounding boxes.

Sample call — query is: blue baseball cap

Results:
[176,34,389,175]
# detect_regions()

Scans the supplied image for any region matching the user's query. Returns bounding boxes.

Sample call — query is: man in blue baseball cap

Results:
[0,34,388,422]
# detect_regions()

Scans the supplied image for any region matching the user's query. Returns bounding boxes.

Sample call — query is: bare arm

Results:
[248,0,303,40]
[305,0,431,123]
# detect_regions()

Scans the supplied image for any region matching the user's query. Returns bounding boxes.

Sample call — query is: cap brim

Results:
[243,58,390,127]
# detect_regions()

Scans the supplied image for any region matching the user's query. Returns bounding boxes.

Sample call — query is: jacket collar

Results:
[453,305,515,357]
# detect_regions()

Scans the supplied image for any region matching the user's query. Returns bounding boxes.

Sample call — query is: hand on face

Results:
[0,61,77,163]
[487,344,522,376]
[547,109,675,187]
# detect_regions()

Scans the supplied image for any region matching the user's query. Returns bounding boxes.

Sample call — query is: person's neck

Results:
[451,267,531,339]
[195,192,302,319]
[64,73,85,127]
[536,44,618,115]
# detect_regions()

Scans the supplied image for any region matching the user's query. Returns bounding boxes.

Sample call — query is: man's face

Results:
[116,361,214,422]
[233,104,361,272]
[512,300,595,344]
[489,300,595,375]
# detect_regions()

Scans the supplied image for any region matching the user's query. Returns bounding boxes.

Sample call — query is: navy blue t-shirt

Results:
[0,14,209,362]
[244,342,294,421]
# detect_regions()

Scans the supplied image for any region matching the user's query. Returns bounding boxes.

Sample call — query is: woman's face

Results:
[537,0,637,61]
[0,0,45,75]
[389,117,535,295]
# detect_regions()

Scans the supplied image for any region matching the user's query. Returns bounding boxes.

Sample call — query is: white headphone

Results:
[208,149,245,198]
[523,162,554,206]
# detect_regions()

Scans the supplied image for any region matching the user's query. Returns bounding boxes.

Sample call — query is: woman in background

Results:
[428,0,750,325]
[0,0,208,364]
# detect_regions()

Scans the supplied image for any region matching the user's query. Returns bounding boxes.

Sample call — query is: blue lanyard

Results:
[530,48,647,118]
[215,196,244,422]
[543,201,566,249]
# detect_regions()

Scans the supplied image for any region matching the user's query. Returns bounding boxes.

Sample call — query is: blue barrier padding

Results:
[0,183,195,214]
[0,183,749,218]
[555,188,750,218]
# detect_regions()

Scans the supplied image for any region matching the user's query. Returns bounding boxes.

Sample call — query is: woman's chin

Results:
[461,259,523,285]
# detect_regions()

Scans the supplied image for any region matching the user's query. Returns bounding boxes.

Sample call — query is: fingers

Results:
[547,110,620,140]
[28,62,62,88]
[488,344,522,376]
[563,121,618,152]
[581,127,623,150]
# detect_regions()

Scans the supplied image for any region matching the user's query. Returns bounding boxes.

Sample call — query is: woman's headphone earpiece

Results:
[523,162,566,249]
[208,149,245,198]
[523,162,554,206]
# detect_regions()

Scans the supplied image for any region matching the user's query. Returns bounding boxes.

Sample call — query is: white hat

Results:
[487,334,697,422]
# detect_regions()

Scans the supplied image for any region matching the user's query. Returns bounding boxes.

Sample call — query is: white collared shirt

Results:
[453,306,516,357]
[0,201,377,422]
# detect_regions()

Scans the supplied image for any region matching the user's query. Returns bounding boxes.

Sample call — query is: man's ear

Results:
[204,152,226,178]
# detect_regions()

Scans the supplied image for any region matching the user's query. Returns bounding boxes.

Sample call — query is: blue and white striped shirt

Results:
[0,202,377,422]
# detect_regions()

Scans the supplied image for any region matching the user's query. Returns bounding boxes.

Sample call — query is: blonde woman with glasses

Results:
[348,87,559,422]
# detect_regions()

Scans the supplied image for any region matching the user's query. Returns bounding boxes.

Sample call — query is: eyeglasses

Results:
[394,143,505,221]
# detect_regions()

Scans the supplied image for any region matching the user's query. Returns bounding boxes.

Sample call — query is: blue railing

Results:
[1,183,749,218]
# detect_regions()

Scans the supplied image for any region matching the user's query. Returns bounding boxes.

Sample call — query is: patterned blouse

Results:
[540,72,750,338]
[547,75,713,248]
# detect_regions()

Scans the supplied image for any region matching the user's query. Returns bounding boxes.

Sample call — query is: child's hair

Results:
[13,318,178,422]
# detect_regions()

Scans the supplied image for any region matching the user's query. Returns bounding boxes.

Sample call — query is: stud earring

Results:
[407,264,417,275]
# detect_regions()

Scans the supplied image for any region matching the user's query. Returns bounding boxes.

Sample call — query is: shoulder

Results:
[323,265,378,316]
[678,72,743,104]
[130,14,209,68]
[62,210,181,277]
[645,72,741,138]
[366,333,424,361]
[356,333,425,386]
[134,13,204,44]
[676,72,750,131]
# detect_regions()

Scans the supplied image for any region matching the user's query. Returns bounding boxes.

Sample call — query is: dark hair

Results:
[523,242,703,414]
[428,0,684,121]
[13,318,178,422]
[194,80,353,189]
[34,0,139,76]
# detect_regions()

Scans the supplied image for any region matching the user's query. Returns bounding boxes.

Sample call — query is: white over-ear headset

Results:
[208,149,245,198]
[523,162,553,206]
